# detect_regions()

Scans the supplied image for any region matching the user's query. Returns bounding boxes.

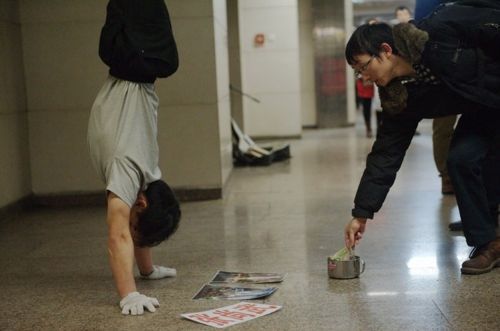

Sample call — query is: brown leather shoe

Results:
[461,238,500,275]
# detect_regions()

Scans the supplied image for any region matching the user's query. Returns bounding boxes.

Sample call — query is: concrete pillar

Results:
[0,0,31,208]
[298,0,317,128]
[227,0,244,129]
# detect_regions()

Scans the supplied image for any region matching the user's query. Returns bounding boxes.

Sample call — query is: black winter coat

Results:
[418,0,500,110]
[351,84,487,219]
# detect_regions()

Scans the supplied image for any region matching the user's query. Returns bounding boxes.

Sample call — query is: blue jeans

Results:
[447,110,500,247]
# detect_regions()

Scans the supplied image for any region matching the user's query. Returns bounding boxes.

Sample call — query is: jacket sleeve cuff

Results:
[351,206,374,219]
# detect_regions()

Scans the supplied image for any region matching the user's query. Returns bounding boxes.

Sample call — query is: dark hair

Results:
[135,180,181,247]
[345,23,398,65]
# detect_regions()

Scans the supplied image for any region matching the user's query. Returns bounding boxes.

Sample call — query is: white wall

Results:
[0,0,32,207]
[238,0,302,137]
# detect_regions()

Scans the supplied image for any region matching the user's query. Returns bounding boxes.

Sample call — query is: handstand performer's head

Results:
[130,180,181,247]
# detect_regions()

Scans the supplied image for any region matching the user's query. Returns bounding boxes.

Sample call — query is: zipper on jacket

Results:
[484,23,499,29]
[452,48,462,64]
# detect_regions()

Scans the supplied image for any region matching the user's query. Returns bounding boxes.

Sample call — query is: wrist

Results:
[123,291,139,298]
[120,291,140,307]
[352,206,373,219]
[118,285,138,299]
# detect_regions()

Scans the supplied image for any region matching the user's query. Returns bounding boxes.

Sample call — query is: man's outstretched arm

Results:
[106,192,136,297]
[345,111,419,249]
[106,192,159,315]
[352,111,419,219]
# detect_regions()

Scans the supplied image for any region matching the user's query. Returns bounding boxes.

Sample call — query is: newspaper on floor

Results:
[192,283,278,300]
[210,271,285,284]
[181,301,282,329]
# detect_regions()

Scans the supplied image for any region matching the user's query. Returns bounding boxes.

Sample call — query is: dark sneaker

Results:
[461,238,500,275]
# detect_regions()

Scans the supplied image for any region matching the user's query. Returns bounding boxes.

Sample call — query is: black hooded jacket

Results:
[99,0,179,83]
[418,0,500,110]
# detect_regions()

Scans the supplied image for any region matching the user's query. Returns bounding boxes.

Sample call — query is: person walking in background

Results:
[372,84,383,135]
[88,0,181,315]
[393,5,421,137]
[432,115,457,194]
[356,77,374,137]
[366,18,384,135]
[394,5,412,24]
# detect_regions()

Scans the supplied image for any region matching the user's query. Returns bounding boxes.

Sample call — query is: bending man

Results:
[344,0,500,275]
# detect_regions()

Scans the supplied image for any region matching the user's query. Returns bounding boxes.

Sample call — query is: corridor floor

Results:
[1,122,498,330]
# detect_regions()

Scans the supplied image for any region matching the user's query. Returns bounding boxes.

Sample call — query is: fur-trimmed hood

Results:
[393,23,429,65]
[380,0,500,114]
[378,23,429,115]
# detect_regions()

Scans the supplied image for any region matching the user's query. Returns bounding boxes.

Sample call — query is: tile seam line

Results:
[431,299,453,327]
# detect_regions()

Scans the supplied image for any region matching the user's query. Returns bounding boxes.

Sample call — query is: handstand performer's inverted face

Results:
[129,192,147,244]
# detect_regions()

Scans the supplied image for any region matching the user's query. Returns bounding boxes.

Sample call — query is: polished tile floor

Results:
[1,121,499,330]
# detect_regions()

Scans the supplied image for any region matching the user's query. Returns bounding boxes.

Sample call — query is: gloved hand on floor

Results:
[119,291,159,315]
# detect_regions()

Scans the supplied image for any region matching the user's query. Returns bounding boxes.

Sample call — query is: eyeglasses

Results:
[354,55,376,78]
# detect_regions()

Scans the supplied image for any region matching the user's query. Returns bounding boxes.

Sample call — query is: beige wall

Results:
[156,0,232,190]
[212,0,232,186]
[0,0,31,206]
[18,0,232,199]
[227,0,243,129]
[21,0,105,195]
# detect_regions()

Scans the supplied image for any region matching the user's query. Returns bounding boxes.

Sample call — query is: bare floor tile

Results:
[1,123,498,330]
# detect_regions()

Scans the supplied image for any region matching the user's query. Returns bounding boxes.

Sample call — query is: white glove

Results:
[119,292,159,315]
[140,265,177,280]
